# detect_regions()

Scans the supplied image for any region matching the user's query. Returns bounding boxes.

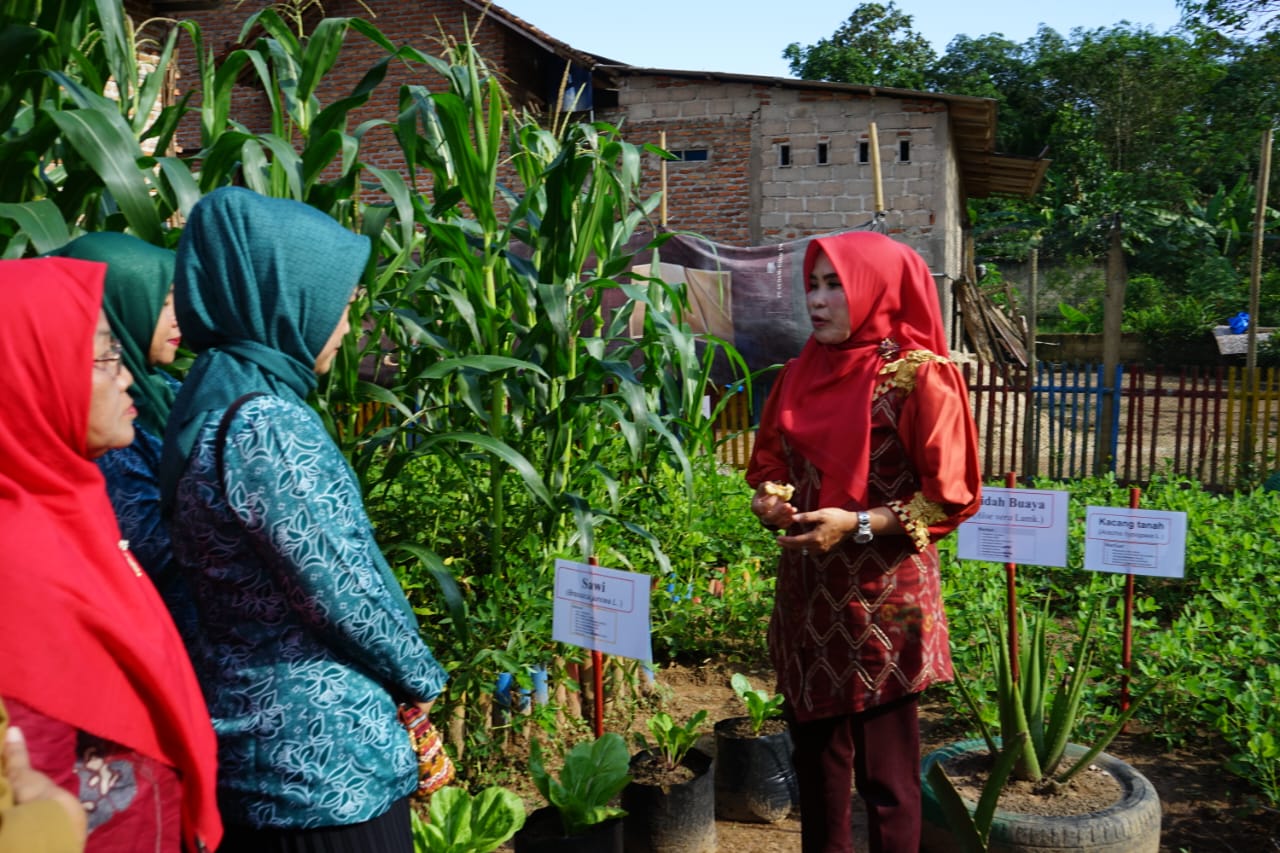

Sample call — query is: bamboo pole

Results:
[869,122,885,214]
[1022,246,1040,478]
[660,130,668,228]
[1247,126,1272,371]
[1098,215,1127,476]
[1241,127,1272,477]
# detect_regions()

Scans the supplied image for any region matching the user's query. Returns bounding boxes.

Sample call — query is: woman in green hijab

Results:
[160,187,447,852]
[49,233,183,595]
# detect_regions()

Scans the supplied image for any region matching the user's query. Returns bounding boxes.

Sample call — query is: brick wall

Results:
[162,0,524,168]
[141,0,965,277]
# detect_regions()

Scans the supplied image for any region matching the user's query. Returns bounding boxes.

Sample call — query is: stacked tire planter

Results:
[920,739,1162,853]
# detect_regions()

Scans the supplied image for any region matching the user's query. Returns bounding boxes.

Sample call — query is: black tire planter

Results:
[920,739,1162,853]
[713,716,798,823]
[621,747,716,853]
[511,805,623,853]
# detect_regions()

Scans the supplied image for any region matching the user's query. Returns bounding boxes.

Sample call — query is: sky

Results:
[492,0,1186,79]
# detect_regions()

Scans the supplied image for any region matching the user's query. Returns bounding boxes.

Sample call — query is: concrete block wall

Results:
[606,75,961,271]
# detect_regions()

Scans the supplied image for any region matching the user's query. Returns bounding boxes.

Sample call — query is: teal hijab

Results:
[47,232,177,437]
[158,187,371,506]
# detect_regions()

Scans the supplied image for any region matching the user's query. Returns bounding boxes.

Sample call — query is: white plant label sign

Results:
[957,487,1070,567]
[1083,507,1187,578]
[552,559,652,662]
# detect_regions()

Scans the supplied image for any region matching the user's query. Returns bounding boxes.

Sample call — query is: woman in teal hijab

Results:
[161,187,448,852]
[49,232,183,592]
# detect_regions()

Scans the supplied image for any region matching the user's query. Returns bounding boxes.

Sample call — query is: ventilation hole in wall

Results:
[672,148,709,162]
[858,140,869,164]
[899,140,911,162]
[817,141,829,165]
[779,144,791,167]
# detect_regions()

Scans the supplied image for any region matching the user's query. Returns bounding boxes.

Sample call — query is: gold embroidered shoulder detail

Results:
[888,491,949,551]
[875,350,947,399]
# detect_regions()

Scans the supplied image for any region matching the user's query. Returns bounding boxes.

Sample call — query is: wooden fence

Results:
[713,363,1280,491]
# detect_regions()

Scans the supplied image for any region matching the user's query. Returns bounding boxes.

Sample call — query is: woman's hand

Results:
[4,724,88,840]
[777,507,858,554]
[751,483,797,530]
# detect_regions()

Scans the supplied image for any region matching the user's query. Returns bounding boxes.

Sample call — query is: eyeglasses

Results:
[94,340,124,377]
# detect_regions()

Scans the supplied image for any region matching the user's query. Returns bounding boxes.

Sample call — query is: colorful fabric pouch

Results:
[398,704,454,799]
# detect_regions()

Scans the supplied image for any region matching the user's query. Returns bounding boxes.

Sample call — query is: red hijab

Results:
[0,258,222,851]
[751,231,950,509]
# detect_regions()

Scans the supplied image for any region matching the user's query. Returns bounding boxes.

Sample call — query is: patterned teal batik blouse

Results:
[170,394,447,829]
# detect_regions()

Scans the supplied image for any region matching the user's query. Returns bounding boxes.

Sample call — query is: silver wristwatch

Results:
[852,511,874,544]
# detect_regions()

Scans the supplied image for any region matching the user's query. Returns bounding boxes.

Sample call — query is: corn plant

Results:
[323,33,747,587]
[0,0,190,253]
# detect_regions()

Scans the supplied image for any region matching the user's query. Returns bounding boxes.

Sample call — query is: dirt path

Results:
[641,660,1279,852]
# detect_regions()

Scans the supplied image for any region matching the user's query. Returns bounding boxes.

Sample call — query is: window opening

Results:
[817,141,829,165]
[858,140,869,164]
[899,140,911,162]
[672,148,709,162]
[779,144,791,167]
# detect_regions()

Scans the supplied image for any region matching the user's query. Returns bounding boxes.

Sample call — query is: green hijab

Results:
[47,232,177,437]
[158,187,371,507]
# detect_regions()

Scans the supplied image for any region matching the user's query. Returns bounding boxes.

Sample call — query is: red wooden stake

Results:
[1120,487,1140,714]
[1005,471,1019,684]
[589,556,605,739]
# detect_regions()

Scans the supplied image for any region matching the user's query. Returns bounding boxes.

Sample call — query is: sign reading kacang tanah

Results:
[1083,507,1187,578]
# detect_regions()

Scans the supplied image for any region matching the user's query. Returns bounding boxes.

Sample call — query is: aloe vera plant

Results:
[953,595,1152,785]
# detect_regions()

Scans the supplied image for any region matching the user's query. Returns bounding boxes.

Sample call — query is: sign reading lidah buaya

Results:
[957,487,1070,567]
[552,559,652,662]
[1083,507,1187,579]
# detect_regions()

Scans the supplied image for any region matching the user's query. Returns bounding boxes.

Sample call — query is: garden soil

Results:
[496,659,1279,852]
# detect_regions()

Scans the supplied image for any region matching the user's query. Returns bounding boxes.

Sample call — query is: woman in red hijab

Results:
[746,231,981,853]
[0,257,221,853]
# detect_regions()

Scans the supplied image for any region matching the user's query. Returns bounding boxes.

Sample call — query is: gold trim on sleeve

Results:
[875,349,945,399]
[888,491,947,551]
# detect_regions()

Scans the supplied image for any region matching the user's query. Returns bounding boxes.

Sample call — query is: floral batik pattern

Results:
[171,395,447,829]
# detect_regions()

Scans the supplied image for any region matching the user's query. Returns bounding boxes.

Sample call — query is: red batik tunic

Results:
[757,351,981,722]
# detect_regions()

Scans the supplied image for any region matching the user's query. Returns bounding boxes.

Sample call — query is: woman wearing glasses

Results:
[0,257,222,852]
[159,187,447,851]
[49,234,185,602]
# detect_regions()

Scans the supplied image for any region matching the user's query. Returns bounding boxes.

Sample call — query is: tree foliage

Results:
[1178,0,1280,33]
[782,2,935,89]
[782,4,1277,301]
[924,18,1280,309]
